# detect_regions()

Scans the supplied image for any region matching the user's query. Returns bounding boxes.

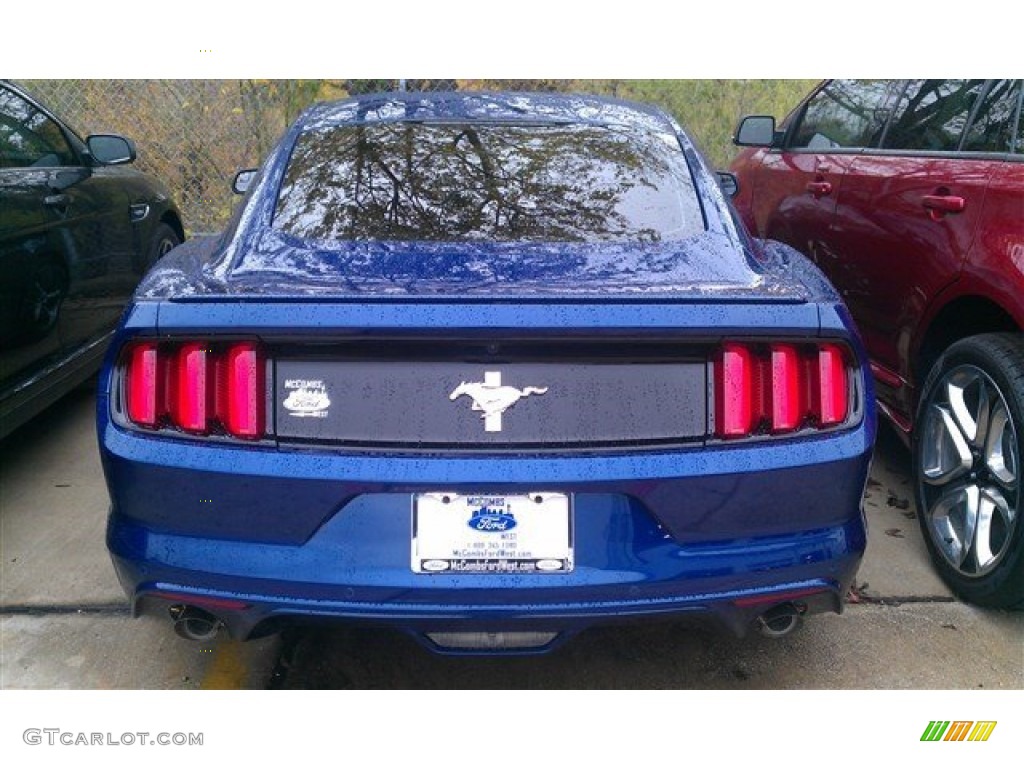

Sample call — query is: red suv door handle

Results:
[806,181,833,197]
[922,194,966,215]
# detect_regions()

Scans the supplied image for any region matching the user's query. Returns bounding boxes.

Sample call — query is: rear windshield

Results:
[273,122,704,244]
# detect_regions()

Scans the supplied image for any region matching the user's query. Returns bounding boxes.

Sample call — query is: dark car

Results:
[0,80,184,438]
[730,79,1023,608]
[99,92,874,654]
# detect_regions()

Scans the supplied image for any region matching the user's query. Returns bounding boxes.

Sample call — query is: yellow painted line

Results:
[200,639,248,690]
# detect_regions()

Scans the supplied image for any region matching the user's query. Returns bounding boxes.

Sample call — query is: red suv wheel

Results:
[914,334,1024,608]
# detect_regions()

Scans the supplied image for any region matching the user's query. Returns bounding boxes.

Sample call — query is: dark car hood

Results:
[137,230,811,303]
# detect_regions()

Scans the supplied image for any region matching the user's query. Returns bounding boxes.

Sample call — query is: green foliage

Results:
[590,80,819,166]
[470,80,818,167]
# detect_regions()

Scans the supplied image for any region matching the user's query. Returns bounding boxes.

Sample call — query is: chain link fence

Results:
[18,79,816,235]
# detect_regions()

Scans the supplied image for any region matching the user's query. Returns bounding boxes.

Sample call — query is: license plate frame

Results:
[412,492,573,574]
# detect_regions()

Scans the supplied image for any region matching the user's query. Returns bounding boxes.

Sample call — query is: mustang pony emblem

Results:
[449,372,548,432]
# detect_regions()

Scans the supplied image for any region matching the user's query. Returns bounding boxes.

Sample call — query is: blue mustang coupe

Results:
[99,92,874,654]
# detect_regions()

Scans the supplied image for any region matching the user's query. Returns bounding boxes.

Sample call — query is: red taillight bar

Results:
[125,342,160,428]
[224,343,264,439]
[770,344,803,433]
[816,344,849,427]
[714,343,756,438]
[715,341,852,439]
[174,343,209,433]
[121,340,265,440]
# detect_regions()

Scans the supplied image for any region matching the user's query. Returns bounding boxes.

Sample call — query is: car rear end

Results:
[98,93,874,653]
[100,297,871,652]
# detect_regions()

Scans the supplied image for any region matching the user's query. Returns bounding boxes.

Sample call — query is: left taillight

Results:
[222,342,265,439]
[119,340,266,440]
[125,341,160,428]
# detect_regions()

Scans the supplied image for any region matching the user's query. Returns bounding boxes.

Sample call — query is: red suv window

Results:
[882,80,988,152]
[789,80,894,150]
[963,79,1022,153]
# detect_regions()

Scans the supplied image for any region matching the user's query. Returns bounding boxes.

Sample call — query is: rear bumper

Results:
[102,413,872,650]
[115,548,856,648]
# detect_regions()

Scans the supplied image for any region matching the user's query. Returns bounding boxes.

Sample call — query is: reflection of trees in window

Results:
[792,80,892,149]
[0,88,74,168]
[273,122,700,243]
[883,80,987,151]
[1017,101,1024,154]
[963,80,1021,153]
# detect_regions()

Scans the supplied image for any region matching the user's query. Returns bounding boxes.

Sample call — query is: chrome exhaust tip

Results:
[756,603,802,638]
[170,605,222,642]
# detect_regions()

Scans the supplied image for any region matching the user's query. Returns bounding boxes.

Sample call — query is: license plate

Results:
[412,492,573,574]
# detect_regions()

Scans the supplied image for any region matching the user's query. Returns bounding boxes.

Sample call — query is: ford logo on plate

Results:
[467,509,517,532]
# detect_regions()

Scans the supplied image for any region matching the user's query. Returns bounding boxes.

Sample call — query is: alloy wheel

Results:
[919,365,1019,578]
[157,237,177,258]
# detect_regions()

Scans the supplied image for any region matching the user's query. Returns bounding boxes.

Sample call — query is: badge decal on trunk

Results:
[449,372,548,432]
[283,379,331,418]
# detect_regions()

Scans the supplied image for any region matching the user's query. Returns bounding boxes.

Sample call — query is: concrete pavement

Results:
[0,388,276,690]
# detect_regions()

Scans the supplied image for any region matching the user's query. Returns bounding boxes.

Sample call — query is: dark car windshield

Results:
[272,122,704,244]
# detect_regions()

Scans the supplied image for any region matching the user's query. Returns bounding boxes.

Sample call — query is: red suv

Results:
[730,79,1023,608]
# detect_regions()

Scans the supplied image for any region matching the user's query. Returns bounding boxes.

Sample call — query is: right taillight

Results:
[714,343,758,438]
[815,344,849,428]
[119,340,266,440]
[714,341,852,439]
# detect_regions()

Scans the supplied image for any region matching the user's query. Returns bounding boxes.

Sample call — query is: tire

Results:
[145,222,181,270]
[913,333,1024,609]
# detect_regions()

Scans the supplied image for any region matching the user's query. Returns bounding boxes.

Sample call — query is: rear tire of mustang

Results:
[913,333,1024,609]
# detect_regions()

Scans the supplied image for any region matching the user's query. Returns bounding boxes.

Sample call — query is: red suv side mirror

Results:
[734,115,779,147]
